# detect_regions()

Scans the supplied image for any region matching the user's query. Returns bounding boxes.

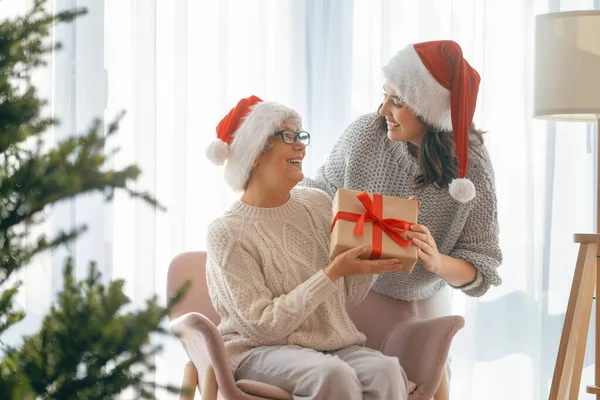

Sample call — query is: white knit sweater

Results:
[206,187,375,372]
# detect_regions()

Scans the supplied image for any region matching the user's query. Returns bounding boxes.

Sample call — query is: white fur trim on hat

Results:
[205,139,230,166]
[383,44,452,132]
[449,178,476,203]
[224,101,301,192]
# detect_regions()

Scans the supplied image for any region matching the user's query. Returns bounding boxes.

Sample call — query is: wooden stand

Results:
[548,234,600,399]
[549,119,600,399]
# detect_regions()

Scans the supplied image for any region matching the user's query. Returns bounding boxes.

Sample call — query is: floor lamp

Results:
[533,10,600,400]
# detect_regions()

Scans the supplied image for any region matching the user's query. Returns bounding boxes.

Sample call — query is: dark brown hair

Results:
[374,106,485,190]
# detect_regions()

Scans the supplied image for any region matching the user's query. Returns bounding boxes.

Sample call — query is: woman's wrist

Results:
[324,263,340,282]
[448,274,478,289]
[436,254,477,287]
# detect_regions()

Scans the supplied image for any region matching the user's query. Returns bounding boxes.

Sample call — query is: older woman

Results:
[204,95,409,400]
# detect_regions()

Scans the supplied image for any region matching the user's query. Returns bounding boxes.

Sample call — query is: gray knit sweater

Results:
[301,113,502,300]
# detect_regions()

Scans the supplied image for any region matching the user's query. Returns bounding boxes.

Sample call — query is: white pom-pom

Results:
[205,139,230,166]
[449,178,476,203]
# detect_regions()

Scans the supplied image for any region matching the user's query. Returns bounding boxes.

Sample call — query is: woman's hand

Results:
[324,244,403,281]
[408,224,442,274]
[407,196,478,286]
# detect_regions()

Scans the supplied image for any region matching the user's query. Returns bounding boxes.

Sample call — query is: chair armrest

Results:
[170,312,239,399]
[381,315,464,400]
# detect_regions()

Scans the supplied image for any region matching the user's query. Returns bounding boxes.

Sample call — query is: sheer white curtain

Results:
[4,0,600,398]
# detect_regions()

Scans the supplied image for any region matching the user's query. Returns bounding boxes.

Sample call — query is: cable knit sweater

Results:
[206,187,376,372]
[301,113,502,300]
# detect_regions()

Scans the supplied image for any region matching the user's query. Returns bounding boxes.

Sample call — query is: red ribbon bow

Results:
[331,191,412,259]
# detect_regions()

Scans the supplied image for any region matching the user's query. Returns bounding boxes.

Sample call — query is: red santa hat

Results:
[383,40,481,203]
[205,95,302,191]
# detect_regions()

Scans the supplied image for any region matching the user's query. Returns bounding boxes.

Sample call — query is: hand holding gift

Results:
[403,196,441,272]
[324,243,404,281]
[406,223,442,274]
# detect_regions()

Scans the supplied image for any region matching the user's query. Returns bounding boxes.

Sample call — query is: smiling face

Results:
[380,82,428,146]
[249,120,307,190]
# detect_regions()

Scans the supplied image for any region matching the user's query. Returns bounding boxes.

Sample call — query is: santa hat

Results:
[205,95,302,191]
[383,40,481,203]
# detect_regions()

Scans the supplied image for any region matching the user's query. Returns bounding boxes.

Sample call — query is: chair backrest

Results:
[167,251,221,324]
[166,251,418,351]
[346,290,418,351]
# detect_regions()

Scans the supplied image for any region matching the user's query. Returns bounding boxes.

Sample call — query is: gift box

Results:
[330,188,419,272]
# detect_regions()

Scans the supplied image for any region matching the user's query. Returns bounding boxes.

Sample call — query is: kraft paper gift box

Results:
[330,188,419,273]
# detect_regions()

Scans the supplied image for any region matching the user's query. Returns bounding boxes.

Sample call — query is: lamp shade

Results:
[533,10,600,121]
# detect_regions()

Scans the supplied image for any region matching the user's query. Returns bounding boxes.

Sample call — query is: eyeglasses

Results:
[272,130,310,146]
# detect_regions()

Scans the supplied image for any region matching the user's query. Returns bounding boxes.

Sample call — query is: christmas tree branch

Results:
[0,1,85,153]
[1,227,85,285]
[0,283,25,337]
[0,1,188,398]
[0,259,189,399]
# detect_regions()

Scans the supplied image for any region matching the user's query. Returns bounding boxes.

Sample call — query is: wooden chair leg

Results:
[180,361,199,400]
[433,369,449,400]
[202,365,219,400]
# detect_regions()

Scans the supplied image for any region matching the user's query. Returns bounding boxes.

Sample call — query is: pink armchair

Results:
[167,251,464,400]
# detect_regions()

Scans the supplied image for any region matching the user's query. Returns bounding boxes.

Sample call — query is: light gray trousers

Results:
[234,345,409,400]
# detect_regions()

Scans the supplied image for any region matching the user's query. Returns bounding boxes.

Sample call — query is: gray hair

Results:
[242,137,275,190]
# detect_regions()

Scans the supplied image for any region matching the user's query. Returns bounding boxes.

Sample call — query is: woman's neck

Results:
[407,142,420,158]
[241,181,292,208]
